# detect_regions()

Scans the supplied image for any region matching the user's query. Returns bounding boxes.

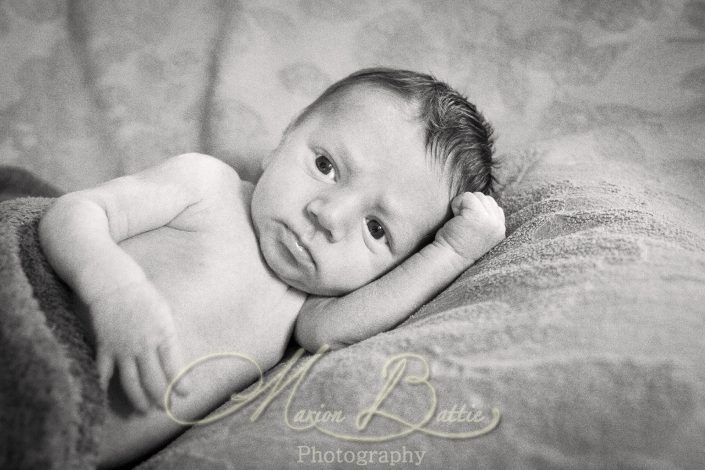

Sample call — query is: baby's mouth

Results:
[282,223,315,268]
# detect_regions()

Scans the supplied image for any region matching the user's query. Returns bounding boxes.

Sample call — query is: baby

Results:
[38,68,505,467]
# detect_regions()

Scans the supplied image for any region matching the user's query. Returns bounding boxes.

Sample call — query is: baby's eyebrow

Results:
[377,193,403,220]
[333,141,362,174]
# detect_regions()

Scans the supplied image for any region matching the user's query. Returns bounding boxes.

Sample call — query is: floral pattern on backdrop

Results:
[0,0,703,192]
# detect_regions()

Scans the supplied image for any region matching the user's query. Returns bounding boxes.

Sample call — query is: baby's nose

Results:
[306,195,356,243]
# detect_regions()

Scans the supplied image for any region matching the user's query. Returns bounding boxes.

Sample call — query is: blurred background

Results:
[0,0,703,193]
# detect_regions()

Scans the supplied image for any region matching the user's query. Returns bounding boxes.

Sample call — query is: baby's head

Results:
[251,68,495,295]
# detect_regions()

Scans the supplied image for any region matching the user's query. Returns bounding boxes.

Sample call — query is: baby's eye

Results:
[315,155,335,180]
[366,219,386,240]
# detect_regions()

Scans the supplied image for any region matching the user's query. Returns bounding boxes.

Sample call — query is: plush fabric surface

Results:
[1,1,704,469]
[0,165,62,202]
[0,190,104,470]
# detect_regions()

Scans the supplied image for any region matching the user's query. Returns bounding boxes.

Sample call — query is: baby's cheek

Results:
[346,258,384,289]
[309,265,360,296]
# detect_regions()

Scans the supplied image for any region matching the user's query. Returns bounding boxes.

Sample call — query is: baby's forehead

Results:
[319,84,420,122]
[312,90,427,159]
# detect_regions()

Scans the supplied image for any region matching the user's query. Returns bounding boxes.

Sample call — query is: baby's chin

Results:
[267,258,358,297]
[257,235,366,296]
[259,244,335,295]
[274,270,351,297]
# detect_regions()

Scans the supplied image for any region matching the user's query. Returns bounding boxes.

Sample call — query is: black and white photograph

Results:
[1,1,704,469]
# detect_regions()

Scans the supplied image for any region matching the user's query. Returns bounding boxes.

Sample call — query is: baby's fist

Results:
[434,192,505,267]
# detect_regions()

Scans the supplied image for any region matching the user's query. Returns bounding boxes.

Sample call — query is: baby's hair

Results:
[290,67,497,196]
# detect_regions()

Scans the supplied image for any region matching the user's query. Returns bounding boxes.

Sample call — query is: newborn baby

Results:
[38,68,505,467]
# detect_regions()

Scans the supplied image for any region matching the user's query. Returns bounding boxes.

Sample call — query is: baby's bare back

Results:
[98,175,305,467]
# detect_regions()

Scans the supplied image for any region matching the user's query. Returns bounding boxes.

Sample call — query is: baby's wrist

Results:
[78,256,148,306]
[422,240,475,272]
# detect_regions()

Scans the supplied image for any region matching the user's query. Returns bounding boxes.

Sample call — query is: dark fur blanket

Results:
[0,168,104,470]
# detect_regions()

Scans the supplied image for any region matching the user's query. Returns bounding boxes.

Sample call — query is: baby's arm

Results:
[295,192,505,351]
[39,153,232,411]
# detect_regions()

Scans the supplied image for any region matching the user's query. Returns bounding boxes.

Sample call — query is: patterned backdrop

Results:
[0,0,704,192]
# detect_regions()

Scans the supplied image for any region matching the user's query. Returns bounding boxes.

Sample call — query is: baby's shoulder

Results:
[167,153,249,193]
[180,153,252,202]
[160,154,254,230]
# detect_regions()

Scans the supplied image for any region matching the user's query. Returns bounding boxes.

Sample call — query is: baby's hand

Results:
[89,279,187,413]
[434,192,505,268]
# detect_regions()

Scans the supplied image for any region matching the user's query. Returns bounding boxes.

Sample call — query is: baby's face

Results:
[251,87,451,295]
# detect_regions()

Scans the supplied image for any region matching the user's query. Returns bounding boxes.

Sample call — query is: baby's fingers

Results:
[119,357,151,414]
[137,352,169,408]
[476,193,497,213]
[453,192,489,217]
[96,348,115,392]
[496,205,506,228]
[159,338,189,397]
[477,195,505,225]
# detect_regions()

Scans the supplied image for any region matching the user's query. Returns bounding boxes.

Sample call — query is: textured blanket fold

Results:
[0,194,104,470]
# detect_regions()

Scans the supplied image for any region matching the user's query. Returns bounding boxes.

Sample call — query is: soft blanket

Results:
[0,172,104,470]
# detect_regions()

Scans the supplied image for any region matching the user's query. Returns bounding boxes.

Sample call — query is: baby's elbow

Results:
[294,323,323,354]
[294,327,349,354]
[321,339,349,352]
[40,194,108,250]
[294,297,354,353]
[39,195,80,244]
[294,324,346,354]
[41,193,100,228]
[39,196,80,268]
